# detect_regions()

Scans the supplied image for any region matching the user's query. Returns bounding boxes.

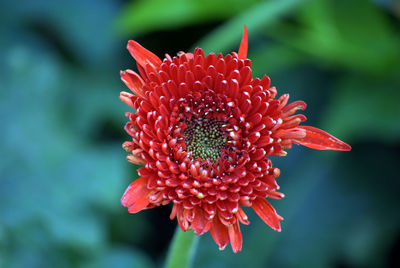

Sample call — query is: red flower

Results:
[120,26,351,253]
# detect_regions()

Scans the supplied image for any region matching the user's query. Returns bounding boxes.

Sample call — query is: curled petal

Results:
[210,216,230,250]
[238,25,248,60]
[120,70,146,98]
[268,191,285,200]
[180,52,194,61]
[170,203,178,220]
[281,100,306,117]
[127,154,146,165]
[176,206,190,231]
[236,207,250,225]
[119,91,135,108]
[122,141,137,152]
[294,126,351,151]
[228,221,243,253]
[121,178,151,213]
[127,40,162,70]
[278,94,290,110]
[252,198,282,232]
[192,207,211,235]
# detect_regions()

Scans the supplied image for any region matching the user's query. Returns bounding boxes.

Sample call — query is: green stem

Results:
[164,226,199,268]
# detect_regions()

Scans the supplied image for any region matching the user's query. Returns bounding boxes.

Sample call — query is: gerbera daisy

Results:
[119,26,351,253]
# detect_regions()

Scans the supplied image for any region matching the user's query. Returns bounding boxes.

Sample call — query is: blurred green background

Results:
[1,0,400,267]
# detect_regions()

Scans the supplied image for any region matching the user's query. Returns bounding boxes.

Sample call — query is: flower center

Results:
[183,117,227,162]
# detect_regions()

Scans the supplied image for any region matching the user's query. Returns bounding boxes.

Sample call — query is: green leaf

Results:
[269,0,400,74]
[115,0,260,35]
[193,0,308,53]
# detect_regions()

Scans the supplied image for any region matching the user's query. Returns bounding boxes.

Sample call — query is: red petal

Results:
[237,207,250,225]
[126,154,146,165]
[121,178,151,213]
[120,70,146,98]
[228,221,243,253]
[294,126,351,151]
[176,206,190,231]
[210,216,229,250]
[238,25,248,60]
[192,207,211,235]
[127,40,162,70]
[170,203,178,220]
[252,198,282,232]
[119,91,135,108]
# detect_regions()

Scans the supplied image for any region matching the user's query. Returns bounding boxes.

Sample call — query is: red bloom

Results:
[120,26,351,253]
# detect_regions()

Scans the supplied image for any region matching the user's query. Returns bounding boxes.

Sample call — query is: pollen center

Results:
[183,117,227,162]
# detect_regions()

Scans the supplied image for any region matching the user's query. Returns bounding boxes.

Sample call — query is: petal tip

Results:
[342,143,352,151]
[238,25,248,60]
[121,178,151,213]
[228,222,243,253]
[252,198,283,232]
[296,126,352,151]
[126,40,162,69]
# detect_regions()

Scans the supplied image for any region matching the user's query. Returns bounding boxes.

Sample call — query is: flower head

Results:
[120,26,351,253]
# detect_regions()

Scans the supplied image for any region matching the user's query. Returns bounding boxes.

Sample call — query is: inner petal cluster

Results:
[121,47,287,250]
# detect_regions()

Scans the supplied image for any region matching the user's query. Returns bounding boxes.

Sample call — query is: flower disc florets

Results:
[119,26,351,253]
[183,117,227,162]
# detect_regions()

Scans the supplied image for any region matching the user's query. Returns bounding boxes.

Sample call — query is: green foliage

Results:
[323,74,400,142]
[268,0,400,75]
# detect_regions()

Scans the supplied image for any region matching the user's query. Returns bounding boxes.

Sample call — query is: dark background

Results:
[1,0,400,267]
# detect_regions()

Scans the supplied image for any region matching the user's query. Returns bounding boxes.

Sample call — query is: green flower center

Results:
[183,117,227,162]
